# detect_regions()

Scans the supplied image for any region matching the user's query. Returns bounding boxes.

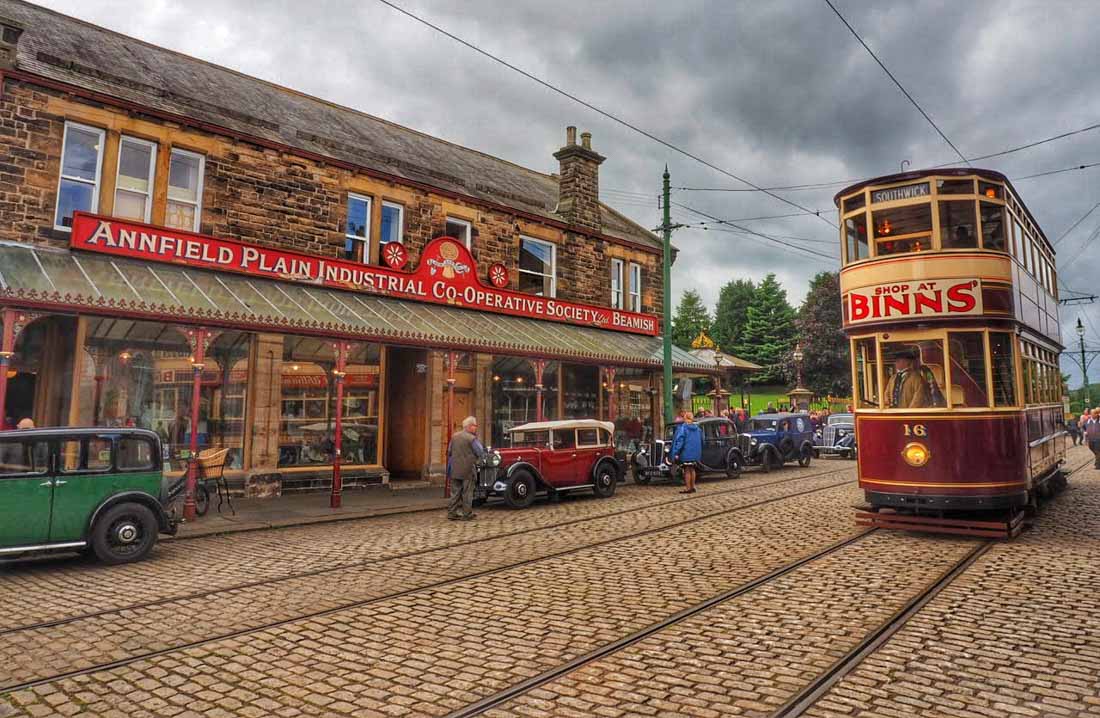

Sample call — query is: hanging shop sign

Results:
[70,213,658,336]
[844,278,983,326]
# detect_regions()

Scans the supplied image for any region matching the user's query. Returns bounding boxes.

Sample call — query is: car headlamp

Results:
[902,442,930,467]
[488,451,502,467]
[750,437,758,446]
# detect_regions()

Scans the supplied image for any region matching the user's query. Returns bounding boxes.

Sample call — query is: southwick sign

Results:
[845,278,982,326]
[69,213,658,336]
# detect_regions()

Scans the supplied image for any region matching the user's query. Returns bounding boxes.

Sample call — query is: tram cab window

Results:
[853,338,879,409]
[881,340,945,409]
[980,202,1007,252]
[979,182,1002,200]
[939,201,978,249]
[989,333,1016,406]
[845,214,869,263]
[937,178,974,195]
[872,204,932,256]
[947,332,989,407]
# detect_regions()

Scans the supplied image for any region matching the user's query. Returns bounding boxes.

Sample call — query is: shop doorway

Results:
[3,372,35,429]
[385,347,428,479]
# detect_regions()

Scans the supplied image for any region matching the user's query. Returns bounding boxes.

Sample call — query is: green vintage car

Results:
[0,428,181,564]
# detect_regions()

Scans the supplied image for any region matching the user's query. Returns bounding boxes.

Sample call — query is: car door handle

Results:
[40,480,53,487]
[571,453,577,457]
[54,480,67,486]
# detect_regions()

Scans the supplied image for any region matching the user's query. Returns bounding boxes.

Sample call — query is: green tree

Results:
[712,278,755,351]
[794,271,850,396]
[671,289,711,350]
[734,273,795,384]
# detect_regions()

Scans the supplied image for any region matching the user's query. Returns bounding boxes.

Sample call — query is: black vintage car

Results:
[814,413,857,459]
[633,417,744,484]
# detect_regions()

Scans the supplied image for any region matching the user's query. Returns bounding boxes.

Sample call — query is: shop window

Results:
[881,339,946,409]
[610,258,624,309]
[845,213,869,263]
[979,201,1006,252]
[939,200,978,249]
[947,332,989,407]
[628,263,642,312]
[853,338,878,408]
[381,201,404,248]
[563,364,598,418]
[989,333,1016,406]
[55,122,105,230]
[609,367,655,452]
[936,178,974,195]
[490,357,558,448]
[873,203,931,256]
[114,136,157,223]
[518,236,556,297]
[445,217,472,249]
[345,193,371,262]
[166,148,204,232]
[279,337,380,468]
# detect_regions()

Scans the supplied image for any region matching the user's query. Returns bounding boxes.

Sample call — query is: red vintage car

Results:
[478,419,623,509]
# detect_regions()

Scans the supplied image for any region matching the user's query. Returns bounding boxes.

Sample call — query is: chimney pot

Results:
[566,126,577,146]
[0,16,24,71]
[580,132,592,150]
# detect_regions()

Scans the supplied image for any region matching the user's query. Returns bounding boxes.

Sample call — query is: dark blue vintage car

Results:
[737,413,815,472]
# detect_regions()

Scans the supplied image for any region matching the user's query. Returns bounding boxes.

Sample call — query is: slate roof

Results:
[0,0,661,250]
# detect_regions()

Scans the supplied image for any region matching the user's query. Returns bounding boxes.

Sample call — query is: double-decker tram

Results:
[835,169,1067,537]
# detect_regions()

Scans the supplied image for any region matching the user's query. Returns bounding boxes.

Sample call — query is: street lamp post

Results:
[1078,318,1090,408]
[793,342,805,390]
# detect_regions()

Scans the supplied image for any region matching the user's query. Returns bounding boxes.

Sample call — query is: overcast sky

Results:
[35,0,1100,387]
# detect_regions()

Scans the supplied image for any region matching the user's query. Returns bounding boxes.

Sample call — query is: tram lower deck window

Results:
[989,333,1016,406]
[947,332,989,407]
[882,340,945,409]
[853,338,878,409]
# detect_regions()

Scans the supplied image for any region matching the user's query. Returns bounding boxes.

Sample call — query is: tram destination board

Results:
[870,182,930,204]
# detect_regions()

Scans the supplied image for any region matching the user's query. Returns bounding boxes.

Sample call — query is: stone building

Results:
[0,1,712,496]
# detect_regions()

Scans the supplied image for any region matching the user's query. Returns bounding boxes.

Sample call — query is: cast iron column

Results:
[0,308,14,423]
[534,359,546,422]
[182,327,207,522]
[331,341,348,509]
[444,350,457,498]
[605,366,618,422]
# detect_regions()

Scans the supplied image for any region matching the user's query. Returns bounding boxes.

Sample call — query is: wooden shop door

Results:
[385,347,428,479]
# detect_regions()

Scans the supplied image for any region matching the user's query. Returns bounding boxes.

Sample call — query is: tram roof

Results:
[833,168,1053,253]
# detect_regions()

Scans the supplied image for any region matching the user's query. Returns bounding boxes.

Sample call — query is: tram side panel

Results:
[856,413,1029,510]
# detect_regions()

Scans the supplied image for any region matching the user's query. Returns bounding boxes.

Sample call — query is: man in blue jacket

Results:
[670,411,703,493]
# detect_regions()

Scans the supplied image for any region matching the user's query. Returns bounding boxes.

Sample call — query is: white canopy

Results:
[509,419,615,433]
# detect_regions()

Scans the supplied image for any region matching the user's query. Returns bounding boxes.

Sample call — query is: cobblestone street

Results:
[2,448,1098,717]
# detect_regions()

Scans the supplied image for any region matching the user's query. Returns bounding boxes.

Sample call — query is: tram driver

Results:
[885,346,933,409]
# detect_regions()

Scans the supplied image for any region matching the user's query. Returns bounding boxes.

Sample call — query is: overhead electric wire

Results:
[374,0,835,228]
[1011,161,1100,182]
[1054,201,1100,247]
[934,120,1100,168]
[674,202,838,262]
[823,0,969,167]
[1060,217,1100,267]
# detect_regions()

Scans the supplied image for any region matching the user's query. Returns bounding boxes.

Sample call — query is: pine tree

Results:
[734,274,796,384]
[712,278,755,351]
[670,289,711,350]
[795,271,850,396]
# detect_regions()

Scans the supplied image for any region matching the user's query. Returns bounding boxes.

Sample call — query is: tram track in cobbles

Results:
[0,471,858,694]
[0,463,857,636]
[0,476,867,715]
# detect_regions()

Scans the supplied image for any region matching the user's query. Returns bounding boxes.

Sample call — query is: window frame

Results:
[628,262,642,313]
[345,192,372,263]
[54,121,106,231]
[380,200,405,247]
[610,258,624,309]
[445,217,473,249]
[114,135,158,224]
[166,147,205,232]
[518,235,557,298]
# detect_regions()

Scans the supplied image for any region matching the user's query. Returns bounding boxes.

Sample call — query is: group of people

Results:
[1070,409,1100,469]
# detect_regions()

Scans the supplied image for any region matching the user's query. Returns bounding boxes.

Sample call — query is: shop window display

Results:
[279,337,380,468]
[607,367,655,453]
[490,357,558,448]
[563,364,598,419]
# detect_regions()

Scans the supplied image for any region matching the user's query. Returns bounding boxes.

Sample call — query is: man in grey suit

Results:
[448,416,486,520]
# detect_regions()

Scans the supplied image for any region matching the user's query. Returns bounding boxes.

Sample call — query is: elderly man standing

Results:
[448,416,486,521]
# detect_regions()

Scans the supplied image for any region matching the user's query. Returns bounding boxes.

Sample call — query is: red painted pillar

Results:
[605,367,618,422]
[534,359,546,423]
[444,350,457,499]
[331,341,348,509]
[0,308,14,426]
[182,327,207,522]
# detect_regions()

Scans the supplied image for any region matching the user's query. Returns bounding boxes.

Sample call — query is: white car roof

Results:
[509,419,615,433]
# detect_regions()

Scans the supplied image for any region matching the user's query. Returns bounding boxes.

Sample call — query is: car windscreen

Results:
[750,419,778,431]
[828,415,854,425]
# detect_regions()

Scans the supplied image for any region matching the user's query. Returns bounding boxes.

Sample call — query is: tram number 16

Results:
[903,424,927,437]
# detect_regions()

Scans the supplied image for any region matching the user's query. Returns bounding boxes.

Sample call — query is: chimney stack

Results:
[0,16,24,71]
[553,126,605,232]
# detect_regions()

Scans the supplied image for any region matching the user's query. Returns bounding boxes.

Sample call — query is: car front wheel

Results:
[593,464,617,498]
[725,450,743,479]
[761,448,780,473]
[798,444,812,467]
[91,502,159,565]
[504,471,536,509]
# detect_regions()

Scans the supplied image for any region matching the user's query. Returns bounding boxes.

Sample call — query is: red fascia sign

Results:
[845,279,982,326]
[69,213,658,336]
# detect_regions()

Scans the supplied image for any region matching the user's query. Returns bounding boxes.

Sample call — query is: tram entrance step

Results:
[855,508,1026,539]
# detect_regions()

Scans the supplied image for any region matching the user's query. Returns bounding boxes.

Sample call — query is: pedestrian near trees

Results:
[1086,409,1100,469]
[447,416,485,520]
[671,411,703,494]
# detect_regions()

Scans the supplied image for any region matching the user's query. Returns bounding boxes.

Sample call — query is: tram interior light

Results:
[879,219,892,235]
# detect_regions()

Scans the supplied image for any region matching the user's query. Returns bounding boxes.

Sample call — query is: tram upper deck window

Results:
[980,202,1007,251]
[990,333,1016,406]
[881,340,946,409]
[843,193,866,214]
[872,204,932,256]
[979,182,1002,200]
[947,332,989,407]
[853,338,879,409]
[939,200,978,249]
[845,213,869,263]
[937,178,974,195]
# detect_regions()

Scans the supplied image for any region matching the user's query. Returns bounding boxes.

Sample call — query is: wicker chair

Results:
[198,447,234,515]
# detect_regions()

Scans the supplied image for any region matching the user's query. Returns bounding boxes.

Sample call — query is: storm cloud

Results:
[34,0,1100,384]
